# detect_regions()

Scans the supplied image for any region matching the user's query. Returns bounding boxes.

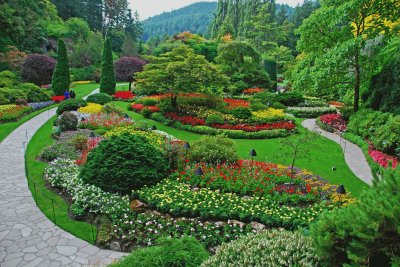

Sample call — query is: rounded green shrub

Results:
[0,88,26,104]
[141,108,151,118]
[27,86,51,103]
[190,135,238,164]
[206,114,224,125]
[232,107,252,120]
[59,112,78,132]
[111,237,209,267]
[79,133,169,194]
[271,101,287,110]
[142,98,158,106]
[372,116,400,155]
[57,99,87,115]
[86,93,112,105]
[249,101,267,111]
[277,91,304,106]
[201,229,319,267]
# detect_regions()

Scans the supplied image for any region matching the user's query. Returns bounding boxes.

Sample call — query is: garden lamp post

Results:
[195,167,204,176]
[250,149,257,165]
[336,184,346,206]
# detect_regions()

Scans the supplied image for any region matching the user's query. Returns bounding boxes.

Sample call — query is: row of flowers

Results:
[319,113,347,133]
[368,146,398,169]
[0,104,33,123]
[79,112,133,130]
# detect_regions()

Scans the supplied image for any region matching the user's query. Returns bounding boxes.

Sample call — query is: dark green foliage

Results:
[52,39,71,96]
[0,88,26,104]
[190,135,238,164]
[86,93,112,105]
[252,91,279,105]
[27,86,51,103]
[271,102,287,110]
[249,100,268,111]
[70,66,98,82]
[141,108,152,118]
[276,91,304,106]
[206,114,224,126]
[372,116,400,155]
[142,98,158,106]
[264,59,277,90]
[365,55,400,114]
[59,112,78,132]
[111,237,209,267]
[79,133,169,194]
[99,38,116,95]
[158,98,174,113]
[56,99,87,115]
[142,2,217,41]
[347,109,391,139]
[0,71,20,88]
[232,107,252,120]
[311,168,400,266]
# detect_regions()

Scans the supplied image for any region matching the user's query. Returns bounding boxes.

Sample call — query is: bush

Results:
[86,93,112,105]
[59,112,78,132]
[232,107,252,120]
[249,101,267,111]
[141,108,152,118]
[142,98,158,106]
[201,229,319,267]
[287,107,337,118]
[271,101,287,110]
[0,70,20,88]
[150,112,168,124]
[99,38,116,95]
[190,135,238,164]
[206,114,224,125]
[276,91,304,106]
[347,109,392,139]
[70,66,97,82]
[372,116,400,155]
[158,98,174,113]
[111,237,209,267]
[79,133,169,194]
[0,88,26,104]
[57,99,87,115]
[71,134,88,150]
[21,54,56,85]
[252,91,278,104]
[311,168,400,266]
[15,98,27,105]
[27,86,51,103]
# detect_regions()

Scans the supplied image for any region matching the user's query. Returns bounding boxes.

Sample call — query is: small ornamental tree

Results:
[114,56,146,91]
[100,38,116,95]
[52,39,70,96]
[21,54,56,86]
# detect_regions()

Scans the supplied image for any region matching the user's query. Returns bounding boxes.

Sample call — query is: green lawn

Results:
[26,116,96,243]
[73,83,100,99]
[115,101,368,197]
[0,105,56,143]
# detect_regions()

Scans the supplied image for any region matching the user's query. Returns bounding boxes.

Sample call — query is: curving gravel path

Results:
[302,119,373,185]
[0,88,127,266]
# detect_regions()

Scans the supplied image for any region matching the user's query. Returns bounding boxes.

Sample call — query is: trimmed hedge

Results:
[86,93,112,105]
[287,107,337,118]
[56,99,87,115]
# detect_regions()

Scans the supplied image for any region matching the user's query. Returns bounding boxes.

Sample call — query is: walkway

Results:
[0,89,126,266]
[302,119,373,185]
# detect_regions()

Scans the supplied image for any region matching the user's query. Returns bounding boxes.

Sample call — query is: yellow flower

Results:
[252,108,285,120]
[78,103,103,114]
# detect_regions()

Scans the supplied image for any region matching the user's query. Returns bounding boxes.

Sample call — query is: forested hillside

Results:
[142,2,218,41]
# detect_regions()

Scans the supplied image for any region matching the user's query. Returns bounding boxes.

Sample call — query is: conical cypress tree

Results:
[52,39,70,96]
[100,38,116,95]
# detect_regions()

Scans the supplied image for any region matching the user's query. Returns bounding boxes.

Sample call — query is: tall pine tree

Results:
[100,38,116,95]
[52,39,70,96]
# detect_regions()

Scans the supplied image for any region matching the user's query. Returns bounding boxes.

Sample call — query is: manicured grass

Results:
[26,117,97,243]
[73,83,100,99]
[0,105,56,143]
[115,101,368,197]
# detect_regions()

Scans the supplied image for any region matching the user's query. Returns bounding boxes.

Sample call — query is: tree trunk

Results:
[354,52,360,112]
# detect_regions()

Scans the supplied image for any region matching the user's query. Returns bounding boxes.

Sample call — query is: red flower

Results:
[320,113,347,132]
[114,91,135,99]
[51,95,65,102]
[131,103,144,111]
[368,146,398,169]
[223,98,249,110]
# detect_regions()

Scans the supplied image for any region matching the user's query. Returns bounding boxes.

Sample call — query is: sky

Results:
[130,0,304,20]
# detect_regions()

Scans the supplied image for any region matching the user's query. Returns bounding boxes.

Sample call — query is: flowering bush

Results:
[319,113,347,132]
[78,103,103,114]
[242,88,265,94]
[0,104,33,123]
[165,112,206,126]
[80,112,133,130]
[201,229,320,267]
[368,146,398,169]
[212,121,295,132]
[131,103,144,111]
[76,137,103,166]
[224,99,250,110]
[251,108,285,121]
[287,107,337,118]
[114,91,135,100]
[51,95,65,102]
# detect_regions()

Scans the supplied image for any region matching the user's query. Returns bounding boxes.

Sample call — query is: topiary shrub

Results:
[190,135,238,164]
[79,133,169,194]
[86,93,112,105]
[232,107,252,120]
[57,99,87,115]
[111,237,209,267]
[59,112,78,132]
[201,229,319,267]
[99,38,116,95]
[142,98,158,106]
[206,114,224,125]
[27,86,51,103]
[52,39,71,96]
[21,54,56,86]
[276,91,304,106]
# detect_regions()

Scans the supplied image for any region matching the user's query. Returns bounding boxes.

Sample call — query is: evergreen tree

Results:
[51,39,70,96]
[121,34,137,56]
[100,38,116,95]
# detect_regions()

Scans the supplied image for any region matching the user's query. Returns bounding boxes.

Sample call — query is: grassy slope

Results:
[26,116,96,243]
[73,83,100,99]
[115,101,368,197]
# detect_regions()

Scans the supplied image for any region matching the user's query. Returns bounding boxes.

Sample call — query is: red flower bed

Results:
[131,103,144,111]
[114,91,135,99]
[242,88,264,94]
[76,137,102,165]
[51,95,65,102]
[165,112,206,126]
[328,101,345,107]
[224,98,249,110]
[368,146,398,169]
[145,106,160,112]
[320,113,347,132]
[131,104,159,113]
[213,121,296,132]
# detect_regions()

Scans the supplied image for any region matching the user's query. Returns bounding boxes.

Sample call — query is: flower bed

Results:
[287,107,337,118]
[368,146,398,169]
[0,104,33,123]
[79,112,133,130]
[251,108,285,121]
[224,99,249,110]
[78,103,103,114]
[242,88,264,94]
[51,95,65,102]
[28,101,54,111]
[165,112,206,126]
[319,113,347,133]
[114,91,135,100]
